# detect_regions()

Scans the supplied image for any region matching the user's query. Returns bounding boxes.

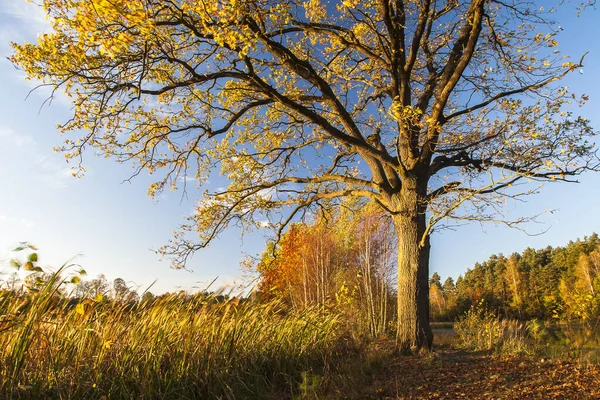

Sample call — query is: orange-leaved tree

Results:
[10,0,599,350]
[257,224,308,305]
[256,203,397,337]
[257,216,347,309]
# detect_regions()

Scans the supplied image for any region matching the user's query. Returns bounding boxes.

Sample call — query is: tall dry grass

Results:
[454,304,534,354]
[0,265,341,399]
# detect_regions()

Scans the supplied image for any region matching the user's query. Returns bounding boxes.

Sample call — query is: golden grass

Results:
[0,267,341,399]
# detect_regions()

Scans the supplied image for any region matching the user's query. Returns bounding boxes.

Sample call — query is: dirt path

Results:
[370,348,600,399]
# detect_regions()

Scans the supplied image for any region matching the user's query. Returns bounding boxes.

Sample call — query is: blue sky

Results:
[0,1,599,293]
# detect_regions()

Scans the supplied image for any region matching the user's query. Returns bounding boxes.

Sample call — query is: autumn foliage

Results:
[429,234,600,326]
[255,203,397,337]
[10,0,600,350]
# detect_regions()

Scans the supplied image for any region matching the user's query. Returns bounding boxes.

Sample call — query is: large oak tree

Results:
[11,0,599,350]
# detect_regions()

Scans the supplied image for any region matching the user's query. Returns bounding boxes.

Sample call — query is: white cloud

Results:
[36,155,78,189]
[11,70,73,109]
[0,126,36,148]
[0,0,52,33]
[258,219,270,228]
[0,124,77,189]
[20,218,34,229]
[178,175,197,183]
[0,25,23,53]
[0,0,51,54]
[0,215,35,229]
[0,0,50,54]
[257,187,276,201]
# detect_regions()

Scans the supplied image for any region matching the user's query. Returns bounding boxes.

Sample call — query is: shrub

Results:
[455,303,533,354]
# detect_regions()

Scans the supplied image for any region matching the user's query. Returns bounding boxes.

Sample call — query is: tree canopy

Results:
[430,233,600,322]
[10,0,599,350]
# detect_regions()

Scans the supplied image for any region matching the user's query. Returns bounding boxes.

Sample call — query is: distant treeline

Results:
[431,233,600,322]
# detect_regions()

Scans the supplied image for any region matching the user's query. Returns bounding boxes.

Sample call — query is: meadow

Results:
[0,265,343,399]
[2,256,600,399]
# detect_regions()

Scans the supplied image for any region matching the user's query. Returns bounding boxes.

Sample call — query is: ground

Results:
[340,340,600,399]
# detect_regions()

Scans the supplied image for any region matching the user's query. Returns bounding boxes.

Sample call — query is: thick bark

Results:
[393,176,433,352]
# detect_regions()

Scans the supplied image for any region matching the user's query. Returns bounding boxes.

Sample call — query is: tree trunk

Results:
[392,177,433,352]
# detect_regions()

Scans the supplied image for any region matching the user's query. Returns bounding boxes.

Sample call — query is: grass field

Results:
[0,269,342,399]
[3,266,600,399]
